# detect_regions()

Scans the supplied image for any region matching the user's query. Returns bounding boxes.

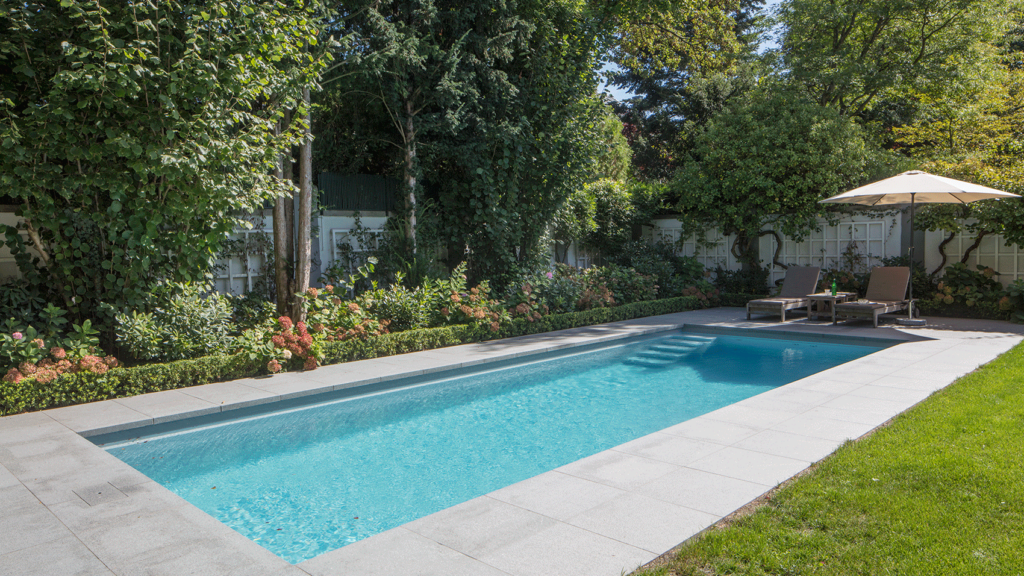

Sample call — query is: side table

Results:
[808,292,858,325]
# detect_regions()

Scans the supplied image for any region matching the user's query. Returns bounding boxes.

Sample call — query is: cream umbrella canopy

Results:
[820,170,1020,322]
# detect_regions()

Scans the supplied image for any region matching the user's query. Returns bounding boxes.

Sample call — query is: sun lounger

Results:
[834,266,910,327]
[746,266,821,321]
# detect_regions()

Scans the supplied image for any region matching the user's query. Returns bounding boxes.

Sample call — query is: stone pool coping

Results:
[2,308,1021,576]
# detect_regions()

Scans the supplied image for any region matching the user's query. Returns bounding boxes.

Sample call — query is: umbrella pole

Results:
[908,194,916,319]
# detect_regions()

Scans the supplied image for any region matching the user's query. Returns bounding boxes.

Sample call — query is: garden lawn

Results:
[637,340,1024,576]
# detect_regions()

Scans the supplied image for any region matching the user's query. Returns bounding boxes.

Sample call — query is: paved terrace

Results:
[2,308,1022,576]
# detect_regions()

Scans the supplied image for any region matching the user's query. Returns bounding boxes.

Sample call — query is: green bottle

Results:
[831,278,837,296]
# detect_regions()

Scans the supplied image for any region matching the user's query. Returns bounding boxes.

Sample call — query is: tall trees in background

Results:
[317,0,609,282]
[0,0,328,324]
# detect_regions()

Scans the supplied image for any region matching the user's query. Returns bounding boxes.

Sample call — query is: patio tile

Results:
[658,417,760,445]
[53,488,299,576]
[299,527,509,576]
[0,462,18,490]
[822,394,918,414]
[847,384,933,404]
[0,535,113,576]
[636,467,771,516]
[234,373,334,400]
[72,482,128,506]
[0,412,67,446]
[556,451,679,491]
[5,435,149,506]
[771,414,878,442]
[732,429,843,462]
[403,497,558,559]
[567,493,718,553]
[786,376,868,395]
[702,404,797,430]
[0,486,70,555]
[176,380,279,410]
[46,401,151,436]
[486,471,626,522]
[687,446,810,486]
[800,405,899,426]
[611,432,727,466]
[867,374,946,392]
[112,389,220,424]
[474,520,653,576]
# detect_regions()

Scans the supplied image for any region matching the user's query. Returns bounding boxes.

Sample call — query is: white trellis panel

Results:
[648,222,739,272]
[760,218,898,287]
[212,229,270,295]
[926,231,1024,287]
[329,228,384,274]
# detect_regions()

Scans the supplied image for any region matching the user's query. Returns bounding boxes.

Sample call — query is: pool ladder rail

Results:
[623,334,716,369]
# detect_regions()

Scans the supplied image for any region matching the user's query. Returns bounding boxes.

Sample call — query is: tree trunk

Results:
[282,109,295,273]
[273,119,292,318]
[403,100,418,254]
[294,87,313,322]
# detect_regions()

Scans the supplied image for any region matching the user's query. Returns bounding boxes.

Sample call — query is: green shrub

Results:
[714,266,770,295]
[0,295,707,416]
[229,292,277,333]
[582,264,658,304]
[114,282,235,363]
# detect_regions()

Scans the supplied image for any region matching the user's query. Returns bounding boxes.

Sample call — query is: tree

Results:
[0,0,327,325]
[608,0,766,179]
[671,86,892,264]
[893,16,1024,270]
[777,0,1011,116]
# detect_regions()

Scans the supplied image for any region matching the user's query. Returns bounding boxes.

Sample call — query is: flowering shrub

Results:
[304,286,391,342]
[581,264,658,304]
[3,351,119,385]
[270,316,322,371]
[929,264,1003,308]
[506,282,547,322]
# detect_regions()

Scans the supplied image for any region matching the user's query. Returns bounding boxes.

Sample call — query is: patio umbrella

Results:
[819,170,1020,323]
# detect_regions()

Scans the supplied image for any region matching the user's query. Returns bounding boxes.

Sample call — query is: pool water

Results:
[98,331,880,563]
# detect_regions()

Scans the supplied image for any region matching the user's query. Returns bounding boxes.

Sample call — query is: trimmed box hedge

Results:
[0,294,726,417]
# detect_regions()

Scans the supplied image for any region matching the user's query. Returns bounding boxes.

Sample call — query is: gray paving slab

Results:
[702,403,798,430]
[846,384,934,403]
[45,401,152,436]
[473,520,653,576]
[486,471,626,522]
[0,461,18,490]
[176,380,280,409]
[555,450,679,491]
[233,372,335,400]
[657,417,761,445]
[299,527,511,576]
[687,446,811,486]
[771,413,879,442]
[0,535,115,576]
[635,467,771,516]
[112,388,221,424]
[732,429,844,462]
[567,492,718,553]
[403,497,559,558]
[611,432,727,466]
[0,485,71,555]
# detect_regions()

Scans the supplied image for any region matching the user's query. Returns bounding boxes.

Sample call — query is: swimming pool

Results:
[94,329,883,563]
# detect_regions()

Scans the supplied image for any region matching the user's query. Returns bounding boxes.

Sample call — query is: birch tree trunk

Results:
[294,87,313,321]
[273,118,292,318]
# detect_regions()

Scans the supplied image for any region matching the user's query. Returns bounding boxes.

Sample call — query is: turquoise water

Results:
[98,331,879,563]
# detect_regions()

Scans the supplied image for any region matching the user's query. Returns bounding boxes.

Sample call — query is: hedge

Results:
[0,294,728,417]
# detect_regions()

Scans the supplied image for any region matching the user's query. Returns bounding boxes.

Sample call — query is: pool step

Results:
[622,334,715,369]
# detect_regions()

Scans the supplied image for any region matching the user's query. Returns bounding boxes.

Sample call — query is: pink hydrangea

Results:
[50,347,67,360]
[34,369,58,384]
[3,368,23,383]
[18,362,38,376]
[12,332,23,340]
[267,359,282,373]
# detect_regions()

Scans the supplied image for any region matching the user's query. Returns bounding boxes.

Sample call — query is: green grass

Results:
[637,341,1024,576]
